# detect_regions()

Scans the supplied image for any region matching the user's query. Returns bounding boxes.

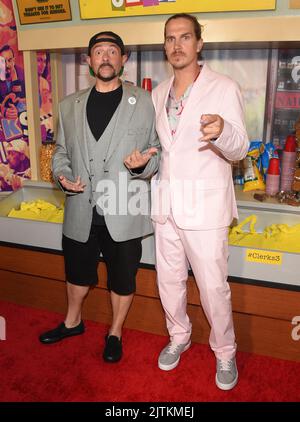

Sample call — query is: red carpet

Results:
[0,300,300,402]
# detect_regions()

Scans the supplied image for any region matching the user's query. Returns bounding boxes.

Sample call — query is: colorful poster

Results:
[79,0,276,19]
[0,0,31,192]
[16,0,72,25]
[271,49,300,148]
[37,51,54,143]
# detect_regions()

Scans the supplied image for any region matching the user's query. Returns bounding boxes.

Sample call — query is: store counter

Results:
[0,180,156,265]
[229,186,300,288]
[1,182,300,361]
[0,181,64,250]
[1,182,299,287]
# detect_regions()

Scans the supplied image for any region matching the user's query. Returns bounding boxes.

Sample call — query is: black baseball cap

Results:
[88,31,125,56]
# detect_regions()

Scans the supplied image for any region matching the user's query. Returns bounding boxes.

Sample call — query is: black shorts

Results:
[62,224,142,295]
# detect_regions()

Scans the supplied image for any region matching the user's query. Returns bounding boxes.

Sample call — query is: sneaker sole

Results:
[215,371,238,391]
[158,341,191,371]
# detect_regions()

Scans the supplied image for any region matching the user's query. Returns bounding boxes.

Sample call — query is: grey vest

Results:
[85,105,120,215]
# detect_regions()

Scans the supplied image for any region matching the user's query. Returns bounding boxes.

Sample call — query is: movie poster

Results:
[37,50,54,144]
[0,0,30,192]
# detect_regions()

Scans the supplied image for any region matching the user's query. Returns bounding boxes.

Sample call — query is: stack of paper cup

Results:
[280,134,297,192]
[266,158,280,196]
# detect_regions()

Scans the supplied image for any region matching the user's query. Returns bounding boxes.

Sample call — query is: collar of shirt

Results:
[166,83,194,137]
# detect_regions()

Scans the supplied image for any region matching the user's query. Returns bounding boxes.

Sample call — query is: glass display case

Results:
[60,47,270,142]
[1,181,299,288]
[229,186,300,288]
[270,48,300,148]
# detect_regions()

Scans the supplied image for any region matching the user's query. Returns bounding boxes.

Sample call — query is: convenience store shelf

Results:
[229,186,300,287]
[1,182,299,287]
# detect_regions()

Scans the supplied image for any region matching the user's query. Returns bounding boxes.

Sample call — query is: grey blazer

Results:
[52,82,160,242]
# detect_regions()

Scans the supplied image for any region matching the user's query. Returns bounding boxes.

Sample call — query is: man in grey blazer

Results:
[39,31,160,363]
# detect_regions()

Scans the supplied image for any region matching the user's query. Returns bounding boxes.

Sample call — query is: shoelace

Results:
[218,360,232,372]
[166,343,181,355]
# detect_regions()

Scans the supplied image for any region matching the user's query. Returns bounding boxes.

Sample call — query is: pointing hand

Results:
[200,114,224,142]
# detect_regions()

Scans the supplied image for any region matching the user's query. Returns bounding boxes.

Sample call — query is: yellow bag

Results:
[229,215,263,247]
[243,159,265,192]
[229,214,300,253]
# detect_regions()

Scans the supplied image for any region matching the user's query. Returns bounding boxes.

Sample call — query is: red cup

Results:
[267,158,280,175]
[142,78,152,92]
[284,134,296,152]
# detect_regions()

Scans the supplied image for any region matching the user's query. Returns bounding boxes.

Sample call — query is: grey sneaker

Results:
[215,357,238,390]
[158,340,191,371]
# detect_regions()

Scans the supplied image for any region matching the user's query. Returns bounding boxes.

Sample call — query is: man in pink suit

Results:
[151,13,249,390]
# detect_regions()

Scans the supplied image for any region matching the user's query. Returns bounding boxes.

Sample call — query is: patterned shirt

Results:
[166,83,193,138]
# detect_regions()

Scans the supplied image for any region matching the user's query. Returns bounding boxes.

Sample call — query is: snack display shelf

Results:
[228,186,300,287]
[0,181,156,265]
[0,182,299,287]
[0,181,64,251]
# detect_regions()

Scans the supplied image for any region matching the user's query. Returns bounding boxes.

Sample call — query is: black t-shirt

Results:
[87,85,123,140]
[87,85,123,225]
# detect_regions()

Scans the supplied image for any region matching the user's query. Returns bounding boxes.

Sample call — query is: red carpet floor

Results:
[0,300,300,402]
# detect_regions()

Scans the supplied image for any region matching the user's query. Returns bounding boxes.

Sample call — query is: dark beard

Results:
[96,63,117,82]
[96,73,117,82]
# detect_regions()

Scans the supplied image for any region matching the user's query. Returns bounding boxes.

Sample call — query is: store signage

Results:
[16,0,72,25]
[79,0,276,19]
[275,92,300,109]
[245,249,282,265]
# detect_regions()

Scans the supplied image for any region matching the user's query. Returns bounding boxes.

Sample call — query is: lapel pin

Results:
[128,96,136,105]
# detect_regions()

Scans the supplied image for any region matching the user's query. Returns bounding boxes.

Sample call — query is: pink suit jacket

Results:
[151,63,249,230]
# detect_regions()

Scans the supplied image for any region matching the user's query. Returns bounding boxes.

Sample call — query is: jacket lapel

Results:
[104,82,138,164]
[159,77,174,148]
[74,87,92,172]
[172,63,211,143]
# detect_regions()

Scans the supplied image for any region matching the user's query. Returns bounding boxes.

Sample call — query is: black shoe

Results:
[103,335,122,363]
[39,321,85,344]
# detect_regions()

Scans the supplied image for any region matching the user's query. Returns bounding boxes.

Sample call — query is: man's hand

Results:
[1,93,18,120]
[5,103,18,120]
[59,175,86,192]
[200,114,224,142]
[124,147,158,169]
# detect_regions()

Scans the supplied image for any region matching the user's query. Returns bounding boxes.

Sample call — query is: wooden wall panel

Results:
[0,245,65,281]
[2,245,300,325]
